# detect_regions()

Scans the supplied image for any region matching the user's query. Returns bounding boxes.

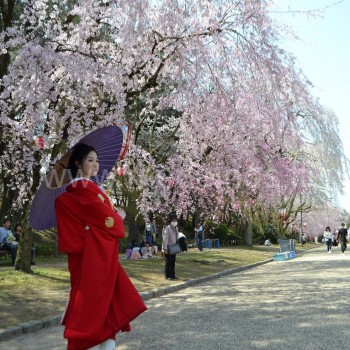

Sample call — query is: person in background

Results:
[337,223,348,255]
[333,230,339,247]
[162,215,179,281]
[0,218,18,265]
[178,232,187,252]
[130,247,142,259]
[126,239,140,259]
[144,221,152,245]
[141,238,158,256]
[145,220,157,245]
[264,238,271,246]
[139,239,146,257]
[195,222,204,251]
[151,241,158,256]
[141,243,154,258]
[323,226,333,254]
[13,223,36,265]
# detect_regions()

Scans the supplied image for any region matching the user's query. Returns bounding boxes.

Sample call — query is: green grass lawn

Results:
[0,243,315,329]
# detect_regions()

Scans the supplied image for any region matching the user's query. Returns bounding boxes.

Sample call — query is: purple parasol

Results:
[29,125,124,230]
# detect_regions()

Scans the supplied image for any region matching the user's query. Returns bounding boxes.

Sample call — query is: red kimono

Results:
[55,179,147,350]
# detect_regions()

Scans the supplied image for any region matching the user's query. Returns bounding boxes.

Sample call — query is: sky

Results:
[270,0,350,212]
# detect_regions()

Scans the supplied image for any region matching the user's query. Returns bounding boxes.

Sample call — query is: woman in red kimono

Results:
[55,143,147,350]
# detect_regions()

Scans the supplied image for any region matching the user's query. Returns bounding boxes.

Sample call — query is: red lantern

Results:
[118,124,132,160]
[115,166,125,176]
[34,136,45,150]
[38,136,45,150]
[279,207,286,221]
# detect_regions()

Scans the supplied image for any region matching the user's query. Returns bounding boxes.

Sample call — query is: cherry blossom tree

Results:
[0,0,347,271]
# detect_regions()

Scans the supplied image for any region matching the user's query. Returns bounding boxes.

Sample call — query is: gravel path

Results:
[1,246,350,350]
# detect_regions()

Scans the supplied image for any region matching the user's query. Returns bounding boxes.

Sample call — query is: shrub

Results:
[118,237,130,252]
[227,227,242,240]
[254,223,278,244]
[317,234,324,243]
[214,224,229,241]
[34,243,57,257]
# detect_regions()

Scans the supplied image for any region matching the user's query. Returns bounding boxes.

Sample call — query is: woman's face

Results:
[79,151,99,179]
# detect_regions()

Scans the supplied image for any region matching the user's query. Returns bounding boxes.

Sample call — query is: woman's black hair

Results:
[325,226,331,231]
[14,223,21,232]
[67,143,97,179]
[168,214,177,223]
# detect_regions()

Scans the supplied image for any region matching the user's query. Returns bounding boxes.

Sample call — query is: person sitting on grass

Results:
[142,243,154,258]
[152,242,158,256]
[264,238,271,246]
[126,239,139,259]
[130,247,142,259]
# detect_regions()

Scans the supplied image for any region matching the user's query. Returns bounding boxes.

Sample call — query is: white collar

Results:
[68,177,94,185]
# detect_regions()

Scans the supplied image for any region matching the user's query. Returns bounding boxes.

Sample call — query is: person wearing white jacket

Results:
[323,226,334,253]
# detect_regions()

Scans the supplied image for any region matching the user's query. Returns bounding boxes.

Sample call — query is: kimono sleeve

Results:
[72,186,124,239]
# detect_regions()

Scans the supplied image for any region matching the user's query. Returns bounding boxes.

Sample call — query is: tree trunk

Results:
[128,219,139,242]
[0,175,17,219]
[243,222,253,247]
[14,202,32,273]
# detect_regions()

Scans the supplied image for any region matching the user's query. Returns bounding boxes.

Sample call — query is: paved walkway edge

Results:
[0,258,273,342]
